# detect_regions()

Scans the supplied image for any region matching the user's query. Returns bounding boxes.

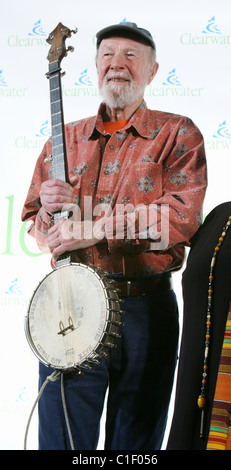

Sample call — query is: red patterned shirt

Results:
[21,101,207,277]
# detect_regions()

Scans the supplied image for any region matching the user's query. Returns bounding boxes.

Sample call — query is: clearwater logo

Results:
[75,69,94,87]
[206,121,231,151]
[28,19,46,37]
[5,278,23,295]
[16,386,29,403]
[146,68,203,98]
[180,16,230,46]
[36,120,51,138]
[0,70,7,87]
[202,17,221,34]
[0,69,28,97]
[0,277,25,309]
[213,121,231,139]
[15,120,50,149]
[8,19,48,47]
[0,277,29,308]
[162,69,182,87]
[63,69,98,97]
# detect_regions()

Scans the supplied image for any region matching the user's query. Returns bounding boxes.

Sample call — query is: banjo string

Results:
[24,370,75,450]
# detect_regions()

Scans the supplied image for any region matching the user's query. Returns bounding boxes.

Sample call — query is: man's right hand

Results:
[40,179,76,214]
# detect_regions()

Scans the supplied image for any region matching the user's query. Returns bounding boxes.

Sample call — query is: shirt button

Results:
[109,145,114,150]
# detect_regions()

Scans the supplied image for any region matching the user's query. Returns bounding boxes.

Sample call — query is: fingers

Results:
[69,175,81,188]
[50,257,57,269]
[47,221,64,251]
[47,226,65,265]
[47,220,74,261]
[47,219,99,265]
[40,179,76,213]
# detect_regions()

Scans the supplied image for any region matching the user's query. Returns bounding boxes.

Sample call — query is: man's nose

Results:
[109,53,125,70]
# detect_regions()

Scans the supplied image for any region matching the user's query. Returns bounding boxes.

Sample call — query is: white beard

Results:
[99,73,148,109]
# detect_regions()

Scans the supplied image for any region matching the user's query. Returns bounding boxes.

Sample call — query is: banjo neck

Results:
[48,60,68,185]
[46,23,77,266]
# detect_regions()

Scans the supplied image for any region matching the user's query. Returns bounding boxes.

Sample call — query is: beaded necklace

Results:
[197,215,231,438]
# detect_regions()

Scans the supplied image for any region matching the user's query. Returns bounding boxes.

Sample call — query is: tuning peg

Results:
[44,155,52,163]
[67,46,74,53]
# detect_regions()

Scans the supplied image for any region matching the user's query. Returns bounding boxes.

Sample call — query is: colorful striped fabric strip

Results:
[207,308,231,450]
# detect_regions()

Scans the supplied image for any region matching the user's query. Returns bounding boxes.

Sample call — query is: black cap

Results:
[96,21,156,51]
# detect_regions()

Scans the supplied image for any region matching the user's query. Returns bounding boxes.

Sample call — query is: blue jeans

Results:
[38,290,179,450]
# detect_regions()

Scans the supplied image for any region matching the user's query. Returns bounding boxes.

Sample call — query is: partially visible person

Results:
[21,21,207,450]
[167,201,231,450]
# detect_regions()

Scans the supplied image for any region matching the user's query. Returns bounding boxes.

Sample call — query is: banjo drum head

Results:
[25,263,121,372]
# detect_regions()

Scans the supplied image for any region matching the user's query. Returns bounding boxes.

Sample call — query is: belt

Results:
[111,275,172,297]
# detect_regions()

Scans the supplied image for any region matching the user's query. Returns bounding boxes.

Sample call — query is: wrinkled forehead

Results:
[98,36,152,54]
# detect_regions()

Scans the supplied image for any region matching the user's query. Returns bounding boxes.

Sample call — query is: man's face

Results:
[96,37,158,109]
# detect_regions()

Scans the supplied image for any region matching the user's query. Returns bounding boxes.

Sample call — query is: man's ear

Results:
[148,62,159,85]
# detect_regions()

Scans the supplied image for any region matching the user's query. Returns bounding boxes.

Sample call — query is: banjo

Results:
[25,23,122,374]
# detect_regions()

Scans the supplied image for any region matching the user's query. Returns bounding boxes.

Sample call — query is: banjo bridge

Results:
[58,317,75,336]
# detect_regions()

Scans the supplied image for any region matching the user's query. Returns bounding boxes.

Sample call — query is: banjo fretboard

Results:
[48,61,68,183]
[47,61,71,265]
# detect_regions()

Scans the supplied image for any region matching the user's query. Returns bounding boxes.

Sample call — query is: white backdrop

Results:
[0,0,230,450]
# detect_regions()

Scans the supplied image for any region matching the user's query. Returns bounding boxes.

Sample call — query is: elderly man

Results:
[22,22,207,450]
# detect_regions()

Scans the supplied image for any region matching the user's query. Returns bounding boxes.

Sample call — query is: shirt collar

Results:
[85,100,154,140]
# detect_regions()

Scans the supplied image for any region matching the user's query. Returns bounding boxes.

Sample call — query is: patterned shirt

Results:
[21,100,207,277]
